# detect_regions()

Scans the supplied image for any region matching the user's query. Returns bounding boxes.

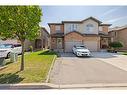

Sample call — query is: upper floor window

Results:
[69,24,77,31]
[86,24,94,33]
[55,25,61,31]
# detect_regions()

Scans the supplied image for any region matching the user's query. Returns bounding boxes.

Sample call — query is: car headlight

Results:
[77,51,81,53]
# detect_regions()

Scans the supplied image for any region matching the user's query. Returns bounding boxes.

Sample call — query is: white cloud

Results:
[106,16,127,23]
[101,7,122,17]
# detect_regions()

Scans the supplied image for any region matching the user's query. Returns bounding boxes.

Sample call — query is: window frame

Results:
[86,24,94,33]
[69,24,78,32]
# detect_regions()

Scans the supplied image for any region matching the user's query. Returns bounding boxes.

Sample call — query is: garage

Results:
[65,41,98,52]
[65,41,83,52]
[64,32,100,52]
[83,41,98,51]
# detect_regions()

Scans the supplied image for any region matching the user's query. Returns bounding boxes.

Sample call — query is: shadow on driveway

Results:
[58,52,119,59]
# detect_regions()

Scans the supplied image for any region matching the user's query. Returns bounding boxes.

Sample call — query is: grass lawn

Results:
[122,52,127,55]
[0,50,57,84]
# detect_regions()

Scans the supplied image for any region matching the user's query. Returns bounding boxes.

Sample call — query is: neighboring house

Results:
[109,25,127,50]
[24,27,50,51]
[0,27,50,51]
[48,17,111,52]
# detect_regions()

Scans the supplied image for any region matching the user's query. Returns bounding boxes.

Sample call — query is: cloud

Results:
[101,7,122,17]
[106,16,127,23]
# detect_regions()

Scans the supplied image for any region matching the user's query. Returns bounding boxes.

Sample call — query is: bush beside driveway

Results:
[0,50,57,84]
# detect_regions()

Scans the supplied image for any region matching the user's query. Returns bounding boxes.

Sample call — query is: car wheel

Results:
[76,52,79,57]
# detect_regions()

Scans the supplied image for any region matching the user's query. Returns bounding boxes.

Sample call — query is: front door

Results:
[57,38,63,49]
[100,37,108,49]
[35,39,42,49]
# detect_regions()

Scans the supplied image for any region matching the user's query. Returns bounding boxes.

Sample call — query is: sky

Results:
[40,6,127,32]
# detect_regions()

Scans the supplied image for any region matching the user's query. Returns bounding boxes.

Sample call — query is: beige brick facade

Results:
[49,17,111,52]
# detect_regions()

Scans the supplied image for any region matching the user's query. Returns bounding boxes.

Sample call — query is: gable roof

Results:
[109,25,127,32]
[65,31,84,36]
[100,24,112,26]
[48,17,103,26]
[81,17,102,24]
[62,17,102,24]
[41,27,49,35]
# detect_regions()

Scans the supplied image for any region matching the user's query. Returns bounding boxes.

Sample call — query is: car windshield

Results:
[0,44,13,49]
[76,46,86,49]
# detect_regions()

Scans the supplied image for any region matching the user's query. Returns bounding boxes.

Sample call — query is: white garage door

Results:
[65,41,82,52]
[83,41,98,51]
[65,41,98,52]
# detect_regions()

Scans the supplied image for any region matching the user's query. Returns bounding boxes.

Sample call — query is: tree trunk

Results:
[20,41,25,71]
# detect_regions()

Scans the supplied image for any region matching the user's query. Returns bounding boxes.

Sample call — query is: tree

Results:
[0,6,42,71]
[109,41,123,52]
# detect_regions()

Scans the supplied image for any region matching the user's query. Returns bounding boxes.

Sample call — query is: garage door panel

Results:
[83,41,98,51]
[65,41,82,52]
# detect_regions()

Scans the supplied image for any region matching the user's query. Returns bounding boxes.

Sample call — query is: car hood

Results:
[0,48,11,51]
[76,49,90,52]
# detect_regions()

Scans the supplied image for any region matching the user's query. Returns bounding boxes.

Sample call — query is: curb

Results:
[0,83,58,89]
[45,55,57,83]
[0,66,7,71]
[1,83,127,89]
[57,83,127,89]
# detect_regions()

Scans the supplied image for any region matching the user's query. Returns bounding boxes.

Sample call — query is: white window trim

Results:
[69,24,77,32]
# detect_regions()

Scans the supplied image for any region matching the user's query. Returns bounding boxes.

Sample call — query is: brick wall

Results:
[102,26,109,32]
[50,37,57,49]
[109,28,127,50]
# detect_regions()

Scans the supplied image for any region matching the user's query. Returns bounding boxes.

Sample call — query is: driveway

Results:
[50,52,127,85]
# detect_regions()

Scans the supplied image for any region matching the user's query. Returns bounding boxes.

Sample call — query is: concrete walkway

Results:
[93,52,127,72]
[50,52,127,85]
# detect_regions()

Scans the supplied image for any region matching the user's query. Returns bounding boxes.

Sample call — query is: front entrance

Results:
[100,37,109,49]
[35,39,42,49]
[57,38,63,49]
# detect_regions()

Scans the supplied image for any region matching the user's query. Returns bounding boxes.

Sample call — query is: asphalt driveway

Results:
[50,52,127,85]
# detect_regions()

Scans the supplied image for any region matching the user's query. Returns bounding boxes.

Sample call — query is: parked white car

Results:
[72,45,91,57]
[0,44,22,58]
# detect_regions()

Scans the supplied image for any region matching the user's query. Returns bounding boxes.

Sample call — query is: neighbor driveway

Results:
[50,52,127,85]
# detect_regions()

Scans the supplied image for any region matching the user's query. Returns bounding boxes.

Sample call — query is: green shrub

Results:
[109,41,123,53]
[109,41,123,49]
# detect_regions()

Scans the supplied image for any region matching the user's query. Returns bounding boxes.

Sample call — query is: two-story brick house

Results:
[24,27,50,51]
[0,27,50,51]
[109,25,127,50]
[49,17,111,52]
